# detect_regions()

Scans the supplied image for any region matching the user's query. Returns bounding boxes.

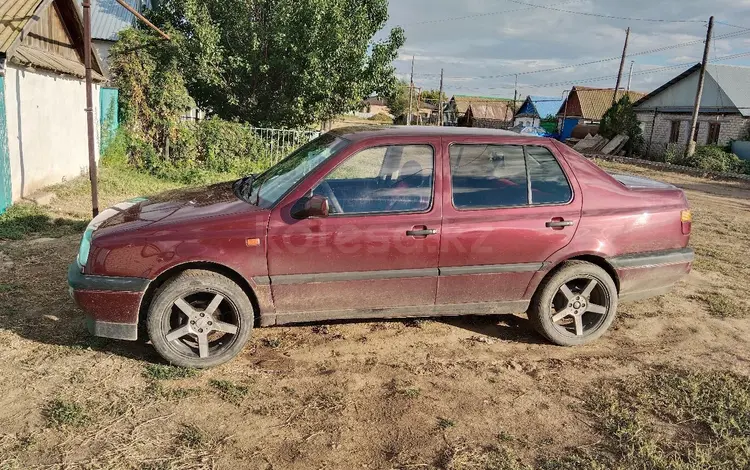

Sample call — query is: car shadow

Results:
[438,313,546,344]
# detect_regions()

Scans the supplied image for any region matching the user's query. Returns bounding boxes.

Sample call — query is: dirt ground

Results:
[1,161,750,469]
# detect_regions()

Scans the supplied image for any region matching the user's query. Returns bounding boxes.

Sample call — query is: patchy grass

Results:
[261,337,281,348]
[547,367,750,469]
[175,424,206,449]
[691,291,748,318]
[43,399,89,428]
[437,443,528,470]
[209,379,249,405]
[143,364,199,381]
[0,204,87,240]
[438,417,456,430]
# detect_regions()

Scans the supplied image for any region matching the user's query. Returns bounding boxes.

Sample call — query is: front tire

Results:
[147,270,254,368]
[528,261,618,346]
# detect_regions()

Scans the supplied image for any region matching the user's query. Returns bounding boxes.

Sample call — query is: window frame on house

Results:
[707,122,721,145]
[669,121,681,144]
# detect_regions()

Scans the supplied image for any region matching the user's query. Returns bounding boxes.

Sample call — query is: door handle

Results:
[406,228,438,237]
[546,220,575,228]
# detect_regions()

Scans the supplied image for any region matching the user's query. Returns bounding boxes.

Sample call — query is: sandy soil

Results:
[1,161,749,469]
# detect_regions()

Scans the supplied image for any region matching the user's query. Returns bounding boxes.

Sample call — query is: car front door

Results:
[266,137,442,320]
[437,138,582,308]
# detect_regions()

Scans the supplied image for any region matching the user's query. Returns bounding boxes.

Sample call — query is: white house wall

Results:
[4,64,100,201]
[637,71,735,110]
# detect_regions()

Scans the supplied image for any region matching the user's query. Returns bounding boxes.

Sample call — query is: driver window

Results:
[313,145,434,215]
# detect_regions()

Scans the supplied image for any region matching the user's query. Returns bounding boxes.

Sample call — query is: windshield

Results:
[234,133,348,208]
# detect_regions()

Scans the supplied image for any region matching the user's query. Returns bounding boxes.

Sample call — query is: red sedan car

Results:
[68,127,694,368]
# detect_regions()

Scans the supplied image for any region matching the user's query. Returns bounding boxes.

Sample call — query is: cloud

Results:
[384,0,750,97]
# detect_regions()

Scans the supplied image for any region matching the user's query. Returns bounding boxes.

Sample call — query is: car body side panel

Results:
[86,186,274,315]
[520,144,692,299]
[437,137,583,304]
[266,135,443,318]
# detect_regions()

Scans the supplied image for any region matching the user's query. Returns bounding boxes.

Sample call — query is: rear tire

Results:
[528,261,618,346]
[147,270,254,368]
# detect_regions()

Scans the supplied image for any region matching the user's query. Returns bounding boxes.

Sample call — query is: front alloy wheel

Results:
[147,270,254,368]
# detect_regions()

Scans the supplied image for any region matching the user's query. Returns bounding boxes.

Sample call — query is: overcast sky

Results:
[377,0,750,99]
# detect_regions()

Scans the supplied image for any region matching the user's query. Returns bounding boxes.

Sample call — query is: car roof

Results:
[328,125,524,143]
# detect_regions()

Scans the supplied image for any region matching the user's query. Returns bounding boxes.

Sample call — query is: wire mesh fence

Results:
[249,127,321,164]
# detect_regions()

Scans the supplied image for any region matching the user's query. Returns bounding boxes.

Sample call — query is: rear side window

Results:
[526,146,572,205]
[450,145,528,209]
[450,144,571,209]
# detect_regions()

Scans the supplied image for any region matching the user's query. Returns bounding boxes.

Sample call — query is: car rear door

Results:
[266,136,443,318]
[437,136,582,306]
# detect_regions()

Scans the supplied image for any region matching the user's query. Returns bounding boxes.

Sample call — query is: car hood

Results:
[94,181,267,236]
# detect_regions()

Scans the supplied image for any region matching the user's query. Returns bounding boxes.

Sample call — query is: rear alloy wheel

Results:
[147,270,254,368]
[528,261,618,346]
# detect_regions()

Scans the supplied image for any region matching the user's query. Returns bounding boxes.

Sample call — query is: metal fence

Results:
[249,127,321,163]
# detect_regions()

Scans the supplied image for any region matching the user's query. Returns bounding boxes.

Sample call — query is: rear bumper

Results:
[68,263,149,341]
[608,248,694,302]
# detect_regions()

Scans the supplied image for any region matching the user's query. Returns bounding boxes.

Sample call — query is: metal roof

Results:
[0,0,104,76]
[0,0,44,53]
[90,0,148,41]
[633,64,750,117]
[705,65,750,117]
[561,87,646,120]
[12,44,105,80]
[517,96,565,119]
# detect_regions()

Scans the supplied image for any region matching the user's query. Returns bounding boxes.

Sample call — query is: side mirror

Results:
[292,195,330,219]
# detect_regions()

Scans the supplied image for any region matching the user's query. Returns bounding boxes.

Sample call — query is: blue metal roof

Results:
[90,0,150,41]
[521,96,565,119]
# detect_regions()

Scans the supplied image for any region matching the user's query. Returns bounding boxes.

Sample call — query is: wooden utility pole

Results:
[83,0,98,216]
[82,0,171,217]
[613,27,630,105]
[407,56,415,126]
[513,74,518,116]
[687,16,715,157]
[438,68,444,126]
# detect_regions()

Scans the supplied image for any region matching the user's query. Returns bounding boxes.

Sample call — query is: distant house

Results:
[444,95,516,128]
[633,64,750,157]
[0,0,106,211]
[91,0,151,76]
[514,96,565,133]
[557,87,646,140]
[360,97,391,117]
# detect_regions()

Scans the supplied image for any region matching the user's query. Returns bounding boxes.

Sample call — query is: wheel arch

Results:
[526,253,620,300]
[137,261,261,330]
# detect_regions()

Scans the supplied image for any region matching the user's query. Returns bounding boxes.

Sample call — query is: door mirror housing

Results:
[292,195,330,219]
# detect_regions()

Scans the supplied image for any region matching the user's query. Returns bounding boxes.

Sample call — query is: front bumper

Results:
[68,263,150,341]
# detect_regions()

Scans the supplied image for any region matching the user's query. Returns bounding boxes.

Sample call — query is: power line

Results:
[427,50,750,94]
[502,0,707,24]
[414,27,750,81]
[400,0,585,26]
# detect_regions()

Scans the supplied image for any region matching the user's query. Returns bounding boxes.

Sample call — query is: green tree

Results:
[148,0,405,128]
[109,29,192,160]
[420,89,447,106]
[600,95,644,156]
[385,80,416,118]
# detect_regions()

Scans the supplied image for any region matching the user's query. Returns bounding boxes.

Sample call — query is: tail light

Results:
[681,210,692,235]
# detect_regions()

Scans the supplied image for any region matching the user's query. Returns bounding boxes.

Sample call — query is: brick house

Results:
[634,64,750,157]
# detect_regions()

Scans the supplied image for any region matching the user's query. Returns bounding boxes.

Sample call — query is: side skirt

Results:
[259,300,530,327]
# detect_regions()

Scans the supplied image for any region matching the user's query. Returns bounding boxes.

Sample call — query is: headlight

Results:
[77,228,94,268]
[75,197,147,269]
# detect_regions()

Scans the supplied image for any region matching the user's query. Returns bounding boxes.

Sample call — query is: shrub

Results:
[673,145,742,173]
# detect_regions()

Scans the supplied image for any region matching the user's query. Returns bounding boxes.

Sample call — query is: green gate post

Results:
[0,74,12,214]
